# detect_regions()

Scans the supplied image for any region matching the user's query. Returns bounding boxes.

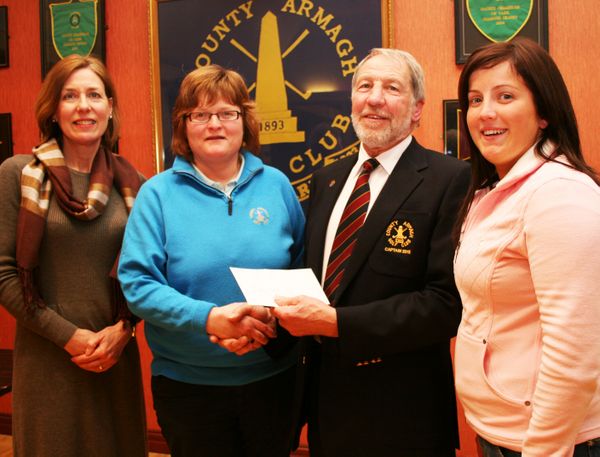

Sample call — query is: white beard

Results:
[351,112,413,152]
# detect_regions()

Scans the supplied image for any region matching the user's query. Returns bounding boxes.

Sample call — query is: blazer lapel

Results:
[335,141,428,300]
[306,158,357,281]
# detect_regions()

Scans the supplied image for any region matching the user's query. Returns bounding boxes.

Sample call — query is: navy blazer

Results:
[297,138,470,457]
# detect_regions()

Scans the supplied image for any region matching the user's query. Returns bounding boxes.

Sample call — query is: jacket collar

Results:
[334,138,428,301]
[491,141,557,191]
[172,150,264,189]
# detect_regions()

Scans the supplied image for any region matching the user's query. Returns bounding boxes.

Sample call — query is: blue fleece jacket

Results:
[118,152,305,386]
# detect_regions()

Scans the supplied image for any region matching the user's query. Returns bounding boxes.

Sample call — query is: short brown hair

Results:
[171,65,260,161]
[35,54,120,151]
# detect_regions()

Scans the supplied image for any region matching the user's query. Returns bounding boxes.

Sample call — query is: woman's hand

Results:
[209,335,264,356]
[206,303,276,346]
[68,320,132,373]
[64,328,98,357]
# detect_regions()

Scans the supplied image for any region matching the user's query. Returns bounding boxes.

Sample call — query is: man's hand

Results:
[272,295,338,337]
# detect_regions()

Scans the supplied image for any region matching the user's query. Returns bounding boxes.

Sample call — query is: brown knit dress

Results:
[0,154,147,457]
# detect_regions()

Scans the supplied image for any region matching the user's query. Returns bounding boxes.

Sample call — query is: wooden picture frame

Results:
[149,0,394,203]
[0,6,8,68]
[0,113,13,166]
[443,100,461,159]
[40,0,106,78]
[443,99,470,161]
[454,0,548,64]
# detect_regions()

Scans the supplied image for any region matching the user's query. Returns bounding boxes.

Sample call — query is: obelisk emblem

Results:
[255,11,305,145]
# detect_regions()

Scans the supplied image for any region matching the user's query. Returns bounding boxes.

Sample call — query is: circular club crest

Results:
[386,220,414,248]
[249,207,270,225]
[157,2,381,207]
[70,12,81,27]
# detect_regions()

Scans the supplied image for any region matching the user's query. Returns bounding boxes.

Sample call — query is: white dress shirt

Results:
[321,135,413,284]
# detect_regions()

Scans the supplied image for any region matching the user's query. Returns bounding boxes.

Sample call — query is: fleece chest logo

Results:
[249,207,270,225]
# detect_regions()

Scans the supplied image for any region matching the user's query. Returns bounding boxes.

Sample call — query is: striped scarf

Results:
[16,138,141,320]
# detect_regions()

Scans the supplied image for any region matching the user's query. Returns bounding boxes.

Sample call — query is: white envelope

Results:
[230,267,330,307]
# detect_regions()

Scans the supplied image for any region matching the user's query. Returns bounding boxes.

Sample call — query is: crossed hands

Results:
[210,296,338,356]
[64,319,132,373]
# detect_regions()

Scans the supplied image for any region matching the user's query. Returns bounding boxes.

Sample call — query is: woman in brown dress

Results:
[0,55,146,456]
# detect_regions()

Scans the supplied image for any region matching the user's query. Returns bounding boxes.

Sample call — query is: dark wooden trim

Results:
[0,6,8,68]
[0,348,13,396]
[2,414,310,455]
[0,413,12,436]
[292,446,310,456]
[0,415,167,453]
[147,427,310,455]
[147,429,168,454]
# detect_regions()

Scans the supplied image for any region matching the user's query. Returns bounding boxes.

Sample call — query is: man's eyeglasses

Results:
[186,111,241,124]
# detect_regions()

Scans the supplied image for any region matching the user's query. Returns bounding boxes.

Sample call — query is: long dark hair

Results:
[454,38,598,240]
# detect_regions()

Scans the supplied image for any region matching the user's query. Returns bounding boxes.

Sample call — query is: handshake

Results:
[206,295,338,355]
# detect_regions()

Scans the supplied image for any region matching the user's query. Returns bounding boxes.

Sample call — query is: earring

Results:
[109,114,113,119]
[52,118,57,123]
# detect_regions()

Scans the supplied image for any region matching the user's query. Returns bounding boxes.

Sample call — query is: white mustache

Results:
[360,112,389,118]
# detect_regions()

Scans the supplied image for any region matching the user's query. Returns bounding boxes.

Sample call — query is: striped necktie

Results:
[324,158,379,300]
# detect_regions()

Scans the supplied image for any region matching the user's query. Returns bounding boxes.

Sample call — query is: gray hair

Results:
[351,48,426,102]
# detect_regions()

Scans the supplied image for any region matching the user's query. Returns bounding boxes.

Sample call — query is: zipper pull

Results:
[228,197,233,216]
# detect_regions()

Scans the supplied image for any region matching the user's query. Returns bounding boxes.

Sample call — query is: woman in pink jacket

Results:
[454,38,600,457]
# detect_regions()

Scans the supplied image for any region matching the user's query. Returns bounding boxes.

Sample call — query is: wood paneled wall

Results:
[1,1,599,455]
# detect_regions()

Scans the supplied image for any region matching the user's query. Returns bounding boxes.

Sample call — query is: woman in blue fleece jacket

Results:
[118,65,305,457]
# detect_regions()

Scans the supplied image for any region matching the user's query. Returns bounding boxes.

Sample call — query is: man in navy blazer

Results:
[273,48,470,457]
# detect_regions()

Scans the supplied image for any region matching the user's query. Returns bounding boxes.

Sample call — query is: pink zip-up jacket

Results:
[454,145,600,456]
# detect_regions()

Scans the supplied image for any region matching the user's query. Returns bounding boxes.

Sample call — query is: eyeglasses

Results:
[186,110,241,124]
